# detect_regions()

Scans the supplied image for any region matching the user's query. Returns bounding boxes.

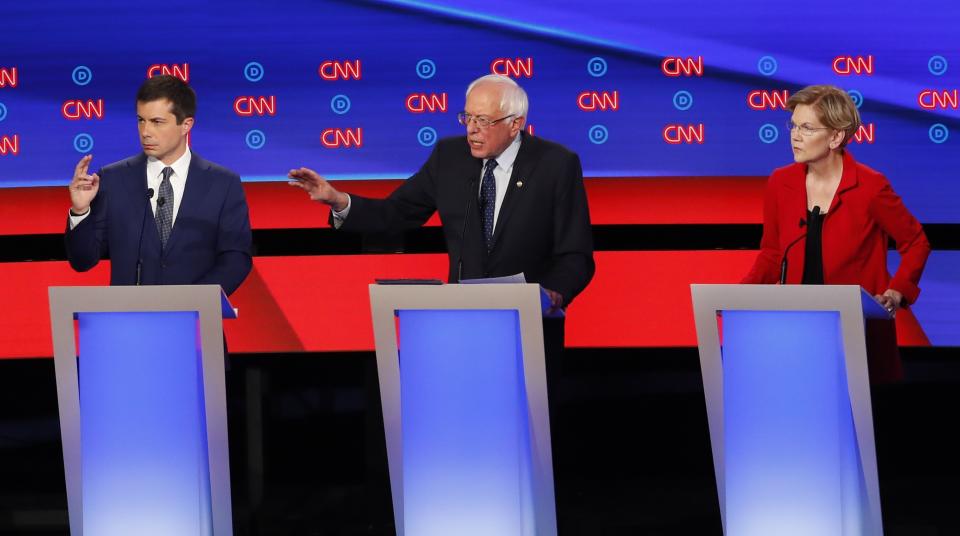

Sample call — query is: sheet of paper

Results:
[459,273,527,285]
[459,273,564,317]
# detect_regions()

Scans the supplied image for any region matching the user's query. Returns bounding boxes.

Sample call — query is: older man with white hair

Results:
[290,76,594,512]
[289,74,594,316]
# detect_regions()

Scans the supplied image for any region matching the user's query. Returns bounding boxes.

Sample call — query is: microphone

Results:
[456,170,481,283]
[136,188,155,285]
[157,196,166,207]
[780,206,819,284]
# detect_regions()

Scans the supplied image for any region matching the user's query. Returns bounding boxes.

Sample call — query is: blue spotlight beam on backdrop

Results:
[0,1,957,221]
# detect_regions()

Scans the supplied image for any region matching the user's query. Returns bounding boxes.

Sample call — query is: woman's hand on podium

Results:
[875,288,904,316]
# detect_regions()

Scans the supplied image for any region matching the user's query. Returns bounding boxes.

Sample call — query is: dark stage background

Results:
[2,349,960,534]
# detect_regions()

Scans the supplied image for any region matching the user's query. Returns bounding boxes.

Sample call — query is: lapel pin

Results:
[516,180,524,188]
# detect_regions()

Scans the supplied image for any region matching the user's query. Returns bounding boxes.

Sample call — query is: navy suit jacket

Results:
[338,132,595,306]
[65,152,252,295]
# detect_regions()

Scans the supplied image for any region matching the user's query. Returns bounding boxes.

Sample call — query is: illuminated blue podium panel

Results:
[369,283,556,536]
[49,285,236,536]
[691,284,890,536]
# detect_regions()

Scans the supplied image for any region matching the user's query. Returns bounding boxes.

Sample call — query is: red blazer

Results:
[743,150,931,381]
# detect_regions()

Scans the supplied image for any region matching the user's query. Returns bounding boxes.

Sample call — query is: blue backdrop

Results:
[0,0,957,221]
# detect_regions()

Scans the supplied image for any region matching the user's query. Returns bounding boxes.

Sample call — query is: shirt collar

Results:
[485,133,522,171]
[147,146,192,180]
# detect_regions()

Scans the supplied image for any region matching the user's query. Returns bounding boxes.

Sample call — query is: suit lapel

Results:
[491,133,539,249]
[162,153,213,256]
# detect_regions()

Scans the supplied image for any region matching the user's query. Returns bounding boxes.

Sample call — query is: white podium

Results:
[368,283,557,536]
[49,285,236,536]
[691,284,889,536]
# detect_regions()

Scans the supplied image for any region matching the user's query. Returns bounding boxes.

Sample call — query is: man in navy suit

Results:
[66,75,252,295]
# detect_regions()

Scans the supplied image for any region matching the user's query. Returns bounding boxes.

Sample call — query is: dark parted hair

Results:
[136,75,196,124]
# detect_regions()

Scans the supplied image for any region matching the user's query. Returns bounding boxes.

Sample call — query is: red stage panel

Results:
[566,251,755,347]
[0,177,766,235]
[224,252,754,351]
[242,180,442,230]
[1,187,73,235]
[583,177,765,225]
[226,255,449,352]
[244,177,767,228]
[0,251,929,359]
[0,261,110,359]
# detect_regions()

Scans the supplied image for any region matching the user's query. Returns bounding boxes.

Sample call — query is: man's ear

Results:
[510,116,526,137]
[180,117,195,136]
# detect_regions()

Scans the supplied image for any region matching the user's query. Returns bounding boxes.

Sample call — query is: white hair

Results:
[465,74,529,118]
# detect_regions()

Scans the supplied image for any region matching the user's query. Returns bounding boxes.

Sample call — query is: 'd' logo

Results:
[243,62,265,82]
[588,125,608,144]
[147,63,189,81]
[319,60,361,80]
[929,124,949,144]
[490,57,533,78]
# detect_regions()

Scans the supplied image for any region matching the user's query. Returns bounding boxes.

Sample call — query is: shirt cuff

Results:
[68,208,91,230]
[331,195,351,229]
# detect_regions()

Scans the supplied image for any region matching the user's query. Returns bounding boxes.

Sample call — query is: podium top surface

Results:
[49,285,237,319]
[690,284,890,320]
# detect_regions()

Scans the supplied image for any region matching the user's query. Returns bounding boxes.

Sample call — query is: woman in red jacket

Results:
[743,85,931,382]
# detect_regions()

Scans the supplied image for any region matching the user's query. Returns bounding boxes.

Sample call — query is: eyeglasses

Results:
[786,121,832,137]
[458,112,515,129]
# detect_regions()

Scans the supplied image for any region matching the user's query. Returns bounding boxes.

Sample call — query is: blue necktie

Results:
[156,167,174,249]
[480,159,497,251]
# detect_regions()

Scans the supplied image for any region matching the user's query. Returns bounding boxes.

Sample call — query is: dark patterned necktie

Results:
[480,159,497,251]
[156,166,174,248]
